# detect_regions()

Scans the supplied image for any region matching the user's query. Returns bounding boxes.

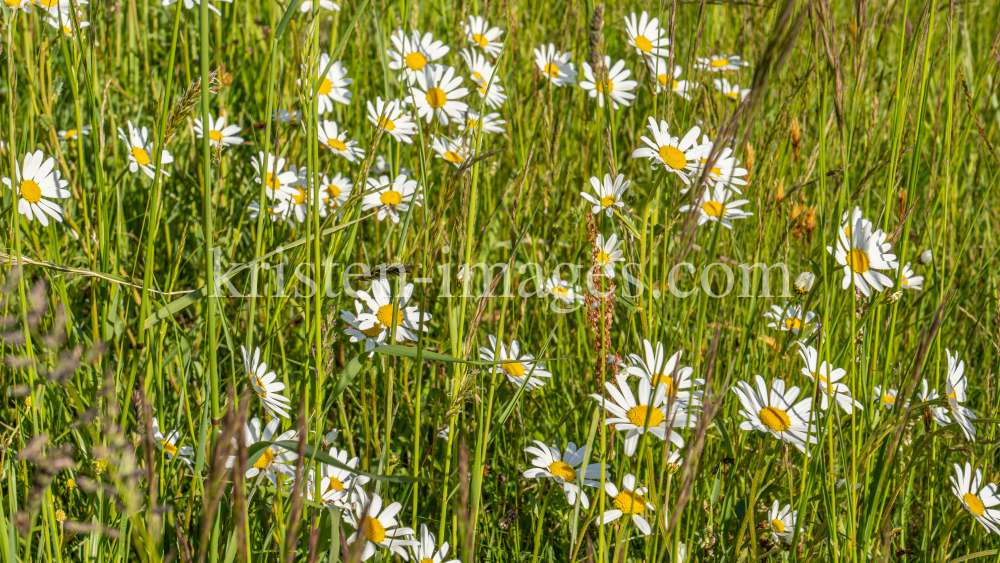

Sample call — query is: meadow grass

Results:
[2,0,1000,561]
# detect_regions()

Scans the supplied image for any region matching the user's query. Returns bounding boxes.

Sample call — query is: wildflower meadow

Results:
[1,0,1000,561]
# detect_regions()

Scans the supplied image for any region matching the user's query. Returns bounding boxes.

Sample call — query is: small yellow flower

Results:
[92,459,108,475]
[65,477,76,490]
[25,395,33,408]
[55,509,67,523]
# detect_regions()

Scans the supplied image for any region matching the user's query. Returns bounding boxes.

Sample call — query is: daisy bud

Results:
[887,291,903,304]
[919,249,933,264]
[793,272,815,294]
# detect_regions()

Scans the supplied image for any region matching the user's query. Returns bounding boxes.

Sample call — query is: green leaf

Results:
[274,0,304,41]
[713,417,736,459]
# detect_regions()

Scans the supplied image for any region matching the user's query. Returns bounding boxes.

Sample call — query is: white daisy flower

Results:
[631,119,704,181]
[479,334,553,391]
[795,342,861,414]
[33,0,88,18]
[945,349,968,403]
[523,440,603,508]
[193,114,244,148]
[227,417,298,485]
[872,385,906,409]
[594,232,625,278]
[4,0,32,12]
[689,140,749,192]
[361,174,422,223]
[950,462,1000,534]
[624,340,703,407]
[118,120,173,179]
[149,417,194,466]
[679,185,752,229]
[366,97,417,143]
[581,56,638,109]
[317,120,363,162]
[697,54,749,72]
[344,490,419,561]
[311,447,369,507]
[242,345,292,419]
[407,65,469,125]
[387,29,450,83]
[713,78,750,102]
[767,500,801,544]
[544,274,585,306]
[462,15,504,57]
[732,375,817,454]
[624,11,669,58]
[918,380,950,427]
[273,108,304,127]
[763,303,817,337]
[2,150,71,226]
[354,279,431,345]
[298,0,339,12]
[647,58,693,99]
[590,373,689,457]
[463,110,506,136]
[251,152,301,201]
[319,172,352,218]
[161,0,231,16]
[247,199,293,225]
[794,272,815,295]
[46,10,90,38]
[304,54,352,114]
[897,262,924,291]
[533,44,577,86]
[409,524,459,563]
[431,135,474,168]
[341,300,383,356]
[581,173,628,217]
[460,49,507,109]
[58,124,91,141]
[827,216,896,297]
[597,473,656,536]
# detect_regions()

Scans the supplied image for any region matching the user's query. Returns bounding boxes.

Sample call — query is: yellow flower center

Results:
[328,138,347,152]
[600,195,617,208]
[651,374,674,396]
[794,285,809,295]
[19,179,42,203]
[317,78,333,96]
[157,440,178,456]
[500,361,525,377]
[379,190,403,206]
[626,405,664,428]
[473,71,484,82]
[376,304,404,329]
[882,394,896,405]
[964,493,985,516]
[326,184,342,200]
[551,286,570,298]
[209,130,223,142]
[658,145,687,170]
[62,25,74,36]
[131,147,151,167]
[251,375,268,398]
[360,322,383,338]
[253,448,276,470]
[759,406,791,432]
[420,559,433,563]
[325,477,345,493]
[425,87,447,109]
[727,91,740,99]
[5,0,19,6]
[595,78,613,93]
[702,201,726,218]
[544,63,561,78]
[466,118,482,132]
[472,33,488,47]
[444,151,464,164]
[633,35,653,53]
[377,116,395,131]
[613,490,647,515]
[548,461,577,482]
[784,318,804,330]
[265,173,281,192]
[361,516,386,543]
[710,58,729,68]
[37,0,57,6]
[771,519,786,533]
[847,248,870,274]
[404,51,428,71]
[64,129,78,139]
[595,251,611,264]
[291,187,307,205]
